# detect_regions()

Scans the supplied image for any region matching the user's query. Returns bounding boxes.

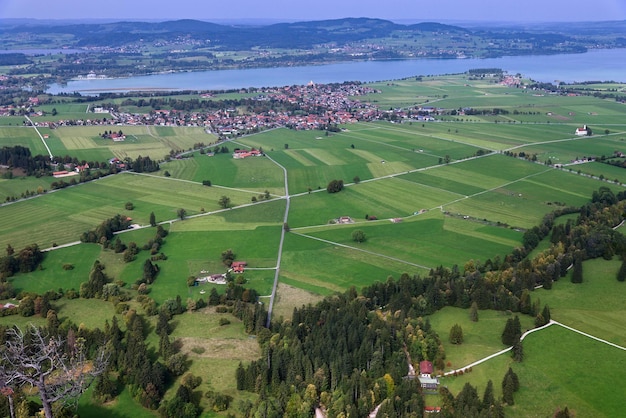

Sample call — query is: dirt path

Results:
[443,319,626,377]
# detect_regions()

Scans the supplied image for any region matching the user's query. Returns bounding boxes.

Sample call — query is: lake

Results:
[46,48,626,95]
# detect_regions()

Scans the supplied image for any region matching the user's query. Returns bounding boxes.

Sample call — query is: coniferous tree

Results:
[469,301,479,322]
[502,374,515,405]
[554,406,571,418]
[502,367,520,393]
[449,324,464,344]
[541,304,551,324]
[482,379,495,411]
[617,257,626,282]
[571,253,583,283]
[455,383,481,416]
[501,316,522,346]
[512,341,524,362]
[149,211,156,227]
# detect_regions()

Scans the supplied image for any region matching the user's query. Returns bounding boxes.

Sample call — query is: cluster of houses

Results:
[52,163,90,178]
[194,261,247,286]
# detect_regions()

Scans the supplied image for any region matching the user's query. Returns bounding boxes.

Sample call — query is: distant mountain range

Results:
[0,18,478,49]
[1,17,624,85]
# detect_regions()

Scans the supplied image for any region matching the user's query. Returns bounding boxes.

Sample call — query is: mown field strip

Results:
[284,149,316,166]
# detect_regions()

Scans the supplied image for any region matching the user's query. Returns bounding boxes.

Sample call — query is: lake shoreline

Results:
[48,48,626,95]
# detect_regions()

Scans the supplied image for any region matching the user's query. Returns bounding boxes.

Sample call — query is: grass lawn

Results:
[10,243,102,294]
[427,307,535,372]
[535,257,626,346]
[440,324,626,418]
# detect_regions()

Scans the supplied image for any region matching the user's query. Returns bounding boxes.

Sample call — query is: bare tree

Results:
[0,324,108,418]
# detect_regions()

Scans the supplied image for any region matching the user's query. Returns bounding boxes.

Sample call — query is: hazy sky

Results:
[1,0,625,22]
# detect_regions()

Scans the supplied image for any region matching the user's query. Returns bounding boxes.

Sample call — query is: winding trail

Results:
[443,319,626,377]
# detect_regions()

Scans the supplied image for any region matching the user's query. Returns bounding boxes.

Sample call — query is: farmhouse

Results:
[575,125,591,136]
[233,149,262,159]
[231,261,247,273]
[337,216,354,224]
[53,170,77,178]
[417,361,439,391]
[196,273,227,284]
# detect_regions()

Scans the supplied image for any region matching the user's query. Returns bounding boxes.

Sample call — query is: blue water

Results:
[46,48,626,94]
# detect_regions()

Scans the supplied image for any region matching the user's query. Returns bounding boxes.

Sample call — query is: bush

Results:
[219,318,231,326]
[62,263,74,270]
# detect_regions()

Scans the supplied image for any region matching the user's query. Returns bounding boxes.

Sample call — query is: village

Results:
[6,81,450,138]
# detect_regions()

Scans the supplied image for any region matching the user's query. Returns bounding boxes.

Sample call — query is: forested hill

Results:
[2,17,624,50]
[2,17,625,82]
[0,18,469,49]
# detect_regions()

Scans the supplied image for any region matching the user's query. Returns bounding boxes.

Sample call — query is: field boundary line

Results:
[552,320,626,351]
[439,167,553,210]
[442,319,626,377]
[123,171,273,195]
[290,231,431,270]
[24,115,53,159]
[443,320,555,376]
[262,153,290,327]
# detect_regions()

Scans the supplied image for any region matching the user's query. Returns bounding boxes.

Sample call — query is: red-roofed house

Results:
[418,361,439,391]
[231,261,247,273]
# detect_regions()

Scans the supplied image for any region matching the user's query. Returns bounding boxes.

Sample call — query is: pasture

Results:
[0,172,262,250]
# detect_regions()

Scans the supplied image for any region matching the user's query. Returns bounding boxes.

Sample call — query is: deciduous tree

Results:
[0,325,107,418]
[351,230,367,243]
[218,195,231,209]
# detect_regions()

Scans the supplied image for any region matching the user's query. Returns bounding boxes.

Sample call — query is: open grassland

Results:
[0,126,49,155]
[165,308,261,408]
[10,243,102,295]
[517,132,626,166]
[441,325,626,418]
[296,211,520,270]
[443,163,619,229]
[22,125,216,161]
[427,307,535,372]
[159,151,285,194]
[565,161,626,184]
[0,172,262,250]
[536,257,626,346]
[288,179,462,228]
[141,226,281,303]
[509,326,626,417]
[429,253,626,417]
[0,175,58,201]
